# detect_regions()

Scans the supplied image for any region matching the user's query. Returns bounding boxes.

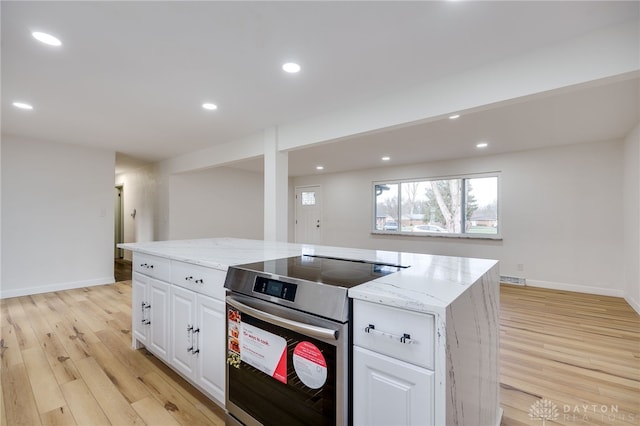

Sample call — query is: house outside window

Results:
[374,174,500,238]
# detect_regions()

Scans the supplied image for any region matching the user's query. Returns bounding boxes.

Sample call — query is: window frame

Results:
[372,172,502,240]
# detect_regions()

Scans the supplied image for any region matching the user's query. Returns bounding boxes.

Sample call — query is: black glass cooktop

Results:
[235,254,406,288]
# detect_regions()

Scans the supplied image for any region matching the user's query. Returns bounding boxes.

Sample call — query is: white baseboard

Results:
[624,295,640,316]
[525,279,625,298]
[495,407,504,426]
[505,279,640,315]
[0,276,116,299]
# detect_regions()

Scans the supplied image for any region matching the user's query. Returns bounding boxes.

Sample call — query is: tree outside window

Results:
[374,175,499,236]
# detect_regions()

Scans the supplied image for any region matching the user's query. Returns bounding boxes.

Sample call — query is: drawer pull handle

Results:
[364,324,417,345]
[195,279,204,284]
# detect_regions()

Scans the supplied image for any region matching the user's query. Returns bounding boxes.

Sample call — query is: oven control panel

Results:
[253,276,297,302]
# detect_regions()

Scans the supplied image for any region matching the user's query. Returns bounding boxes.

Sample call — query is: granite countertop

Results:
[119,238,498,314]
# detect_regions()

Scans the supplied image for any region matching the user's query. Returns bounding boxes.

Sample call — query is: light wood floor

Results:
[1,283,638,425]
[500,285,639,426]
[0,281,225,426]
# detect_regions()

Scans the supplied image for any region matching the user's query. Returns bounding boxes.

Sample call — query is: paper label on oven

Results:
[227,308,242,368]
[293,341,327,389]
[240,323,287,384]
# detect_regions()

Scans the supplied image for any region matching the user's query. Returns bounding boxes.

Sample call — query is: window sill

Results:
[371,230,503,241]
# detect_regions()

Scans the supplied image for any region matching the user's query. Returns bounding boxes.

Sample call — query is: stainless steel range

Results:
[223,254,406,426]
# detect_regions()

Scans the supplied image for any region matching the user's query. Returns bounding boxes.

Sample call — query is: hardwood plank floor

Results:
[500,285,640,426]
[1,282,638,425]
[115,259,133,283]
[0,281,225,426]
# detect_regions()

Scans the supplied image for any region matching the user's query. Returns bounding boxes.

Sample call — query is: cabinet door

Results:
[170,285,197,378]
[353,346,434,426]
[132,273,148,347]
[195,295,225,404]
[148,278,170,362]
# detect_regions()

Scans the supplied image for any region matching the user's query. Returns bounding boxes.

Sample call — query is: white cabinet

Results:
[170,276,226,404]
[171,261,226,300]
[170,285,197,377]
[132,272,170,362]
[131,252,227,401]
[353,300,435,426]
[353,346,433,426]
[134,253,171,281]
[194,293,225,402]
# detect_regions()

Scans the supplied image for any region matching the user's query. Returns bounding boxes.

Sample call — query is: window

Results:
[374,174,499,238]
[301,191,316,206]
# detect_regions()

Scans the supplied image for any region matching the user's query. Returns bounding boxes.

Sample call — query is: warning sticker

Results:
[292,341,327,389]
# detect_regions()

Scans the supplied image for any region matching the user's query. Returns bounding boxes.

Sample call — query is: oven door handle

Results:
[226,296,339,341]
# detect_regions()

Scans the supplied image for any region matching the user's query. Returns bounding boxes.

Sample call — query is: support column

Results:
[263,127,288,241]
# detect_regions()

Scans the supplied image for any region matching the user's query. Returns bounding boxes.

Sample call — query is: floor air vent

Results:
[500,275,526,285]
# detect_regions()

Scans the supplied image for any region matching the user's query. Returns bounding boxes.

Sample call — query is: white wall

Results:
[293,140,625,296]
[623,123,640,313]
[169,166,264,240]
[1,136,115,297]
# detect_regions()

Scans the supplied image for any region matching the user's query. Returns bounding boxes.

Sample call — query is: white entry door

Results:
[295,186,322,244]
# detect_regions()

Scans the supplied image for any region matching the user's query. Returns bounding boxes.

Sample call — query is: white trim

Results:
[372,172,501,239]
[494,408,504,426]
[0,276,115,299]
[525,279,625,298]
[371,230,503,240]
[624,295,640,316]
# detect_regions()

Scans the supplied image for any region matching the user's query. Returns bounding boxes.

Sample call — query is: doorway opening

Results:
[114,185,131,281]
[115,186,124,259]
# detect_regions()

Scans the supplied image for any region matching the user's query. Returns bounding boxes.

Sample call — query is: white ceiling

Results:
[286,76,640,176]
[2,1,639,176]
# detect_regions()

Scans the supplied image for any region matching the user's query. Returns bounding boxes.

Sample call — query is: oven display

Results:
[253,276,297,301]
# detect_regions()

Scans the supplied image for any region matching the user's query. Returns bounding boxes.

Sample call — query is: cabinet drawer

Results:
[134,253,171,282]
[353,300,434,369]
[171,261,226,301]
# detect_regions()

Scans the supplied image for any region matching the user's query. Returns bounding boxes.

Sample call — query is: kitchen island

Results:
[120,237,501,426]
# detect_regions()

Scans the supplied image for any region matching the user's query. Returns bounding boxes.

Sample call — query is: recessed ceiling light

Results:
[449,114,460,120]
[316,165,324,170]
[202,103,218,110]
[32,31,62,46]
[381,156,391,161]
[13,101,34,110]
[282,62,301,73]
[476,142,489,148]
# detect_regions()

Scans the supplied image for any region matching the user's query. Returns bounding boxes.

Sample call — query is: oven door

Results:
[226,294,348,426]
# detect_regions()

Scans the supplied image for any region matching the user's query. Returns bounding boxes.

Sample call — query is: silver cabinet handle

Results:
[364,324,416,344]
[140,302,147,324]
[141,302,151,325]
[226,296,338,341]
[192,328,200,355]
[187,325,193,352]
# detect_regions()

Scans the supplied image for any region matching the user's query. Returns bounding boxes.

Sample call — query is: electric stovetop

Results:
[235,254,406,288]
